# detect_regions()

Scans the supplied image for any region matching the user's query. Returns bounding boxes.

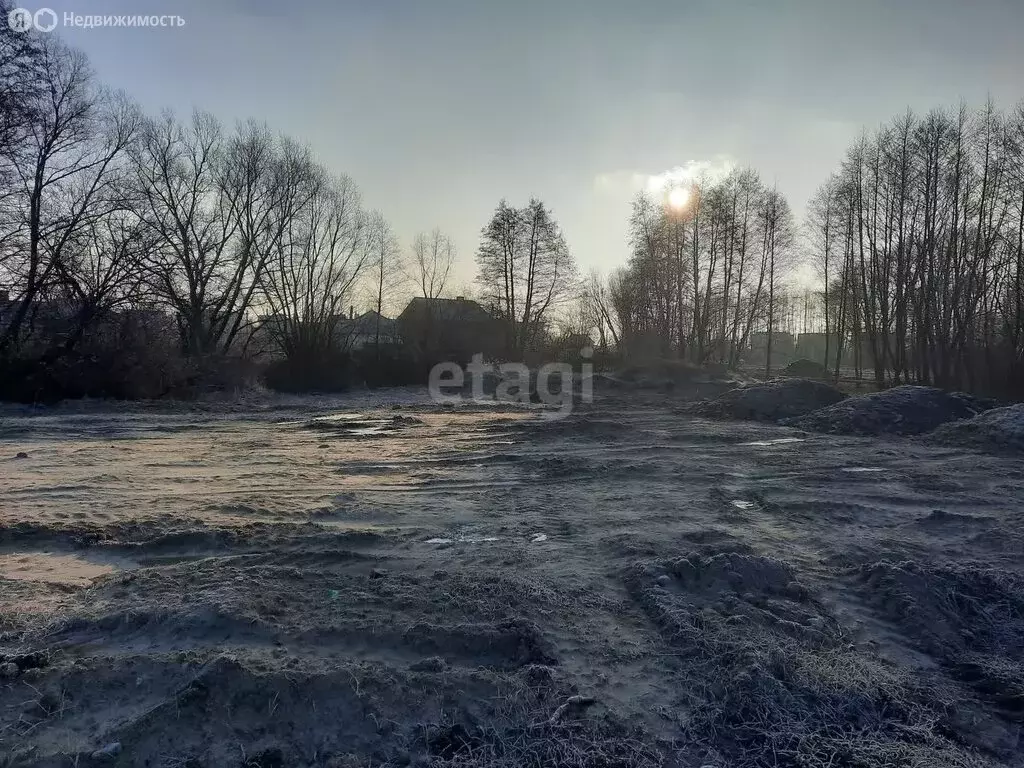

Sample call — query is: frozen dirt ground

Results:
[0,391,1022,767]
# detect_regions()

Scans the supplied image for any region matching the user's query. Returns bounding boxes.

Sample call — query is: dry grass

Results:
[624,554,1005,768]
[408,674,662,768]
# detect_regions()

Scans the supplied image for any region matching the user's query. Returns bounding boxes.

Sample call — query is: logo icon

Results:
[33,7,56,31]
[7,7,32,31]
[7,7,57,32]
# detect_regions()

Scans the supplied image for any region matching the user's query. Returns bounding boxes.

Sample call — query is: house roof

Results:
[338,310,399,336]
[399,297,493,323]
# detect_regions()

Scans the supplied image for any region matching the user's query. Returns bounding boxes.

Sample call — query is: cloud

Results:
[594,156,737,198]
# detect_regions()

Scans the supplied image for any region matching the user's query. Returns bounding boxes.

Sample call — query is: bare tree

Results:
[258,171,368,363]
[807,174,843,371]
[218,123,318,352]
[581,269,620,350]
[614,168,791,369]
[758,188,795,377]
[0,0,43,199]
[130,110,241,356]
[476,198,576,356]
[0,39,138,354]
[409,228,454,300]
[365,210,403,347]
[51,208,151,351]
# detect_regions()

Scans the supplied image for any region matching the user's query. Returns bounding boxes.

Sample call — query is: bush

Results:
[350,346,424,388]
[262,346,426,393]
[0,344,193,403]
[263,351,352,393]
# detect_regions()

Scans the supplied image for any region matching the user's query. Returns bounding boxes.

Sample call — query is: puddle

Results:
[279,413,367,427]
[348,425,390,436]
[741,438,806,447]
[299,414,419,437]
[315,520,397,532]
[731,500,755,509]
[425,536,501,545]
[0,551,134,586]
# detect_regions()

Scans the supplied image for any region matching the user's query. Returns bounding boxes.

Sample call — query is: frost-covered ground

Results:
[1,390,1022,767]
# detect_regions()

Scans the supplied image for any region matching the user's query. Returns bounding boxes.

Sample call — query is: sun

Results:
[668,187,690,210]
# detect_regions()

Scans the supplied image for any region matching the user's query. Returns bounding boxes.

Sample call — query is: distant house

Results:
[252,309,401,358]
[747,331,796,367]
[397,296,504,362]
[337,310,401,350]
[0,291,78,348]
[794,333,844,366]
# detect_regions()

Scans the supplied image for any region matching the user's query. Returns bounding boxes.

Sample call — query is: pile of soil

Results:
[622,551,987,766]
[692,378,846,422]
[782,385,990,436]
[857,560,1024,725]
[783,358,829,379]
[597,361,747,401]
[927,403,1024,454]
[858,560,1024,660]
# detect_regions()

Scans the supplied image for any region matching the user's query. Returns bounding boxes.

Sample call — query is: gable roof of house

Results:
[347,310,399,336]
[399,297,494,323]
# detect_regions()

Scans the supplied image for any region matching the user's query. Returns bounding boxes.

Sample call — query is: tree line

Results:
[0,18,465,397]
[4,8,1022,400]
[583,103,1024,398]
[808,102,1024,395]
[588,170,796,375]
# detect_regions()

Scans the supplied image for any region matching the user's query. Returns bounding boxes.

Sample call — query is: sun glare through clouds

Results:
[668,186,690,209]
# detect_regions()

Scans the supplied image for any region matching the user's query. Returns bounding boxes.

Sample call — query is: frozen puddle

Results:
[425,536,500,545]
[741,437,806,447]
[348,424,390,436]
[424,533,550,545]
[0,551,133,587]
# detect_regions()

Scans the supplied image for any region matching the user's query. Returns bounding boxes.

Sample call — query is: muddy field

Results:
[1,390,1022,767]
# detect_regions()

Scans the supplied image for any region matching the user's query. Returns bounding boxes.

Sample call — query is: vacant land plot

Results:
[1,392,1022,767]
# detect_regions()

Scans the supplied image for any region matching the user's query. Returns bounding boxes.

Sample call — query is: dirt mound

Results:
[4,652,656,768]
[668,551,808,600]
[782,385,990,436]
[858,561,1024,659]
[927,403,1024,454]
[858,560,1024,719]
[783,358,829,379]
[626,552,828,648]
[597,360,746,399]
[692,378,846,422]
[623,552,989,766]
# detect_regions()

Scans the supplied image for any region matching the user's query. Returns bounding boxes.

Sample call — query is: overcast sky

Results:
[42,0,1024,291]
